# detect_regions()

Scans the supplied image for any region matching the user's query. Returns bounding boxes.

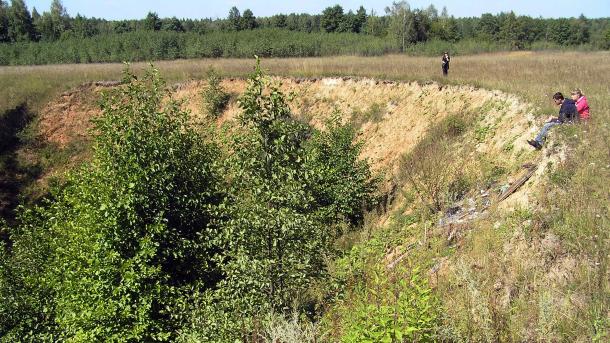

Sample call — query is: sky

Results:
[25,0,610,20]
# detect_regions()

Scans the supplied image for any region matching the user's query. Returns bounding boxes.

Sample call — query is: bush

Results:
[0,66,224,341]
[201,68,230,118]
[341,266,439,342]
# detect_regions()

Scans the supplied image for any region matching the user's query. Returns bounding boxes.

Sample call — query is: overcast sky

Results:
[25,0,610,20]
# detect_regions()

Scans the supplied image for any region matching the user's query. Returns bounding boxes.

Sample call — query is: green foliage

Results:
[341,266,438,342]
[304,113,377,226]
[7,0,34,42]
[321,5,344,33]
[177,60,376,340]
[201,68,230,118]
[218,59,331,315]
[0,29,397,65]
[0,66,223,341]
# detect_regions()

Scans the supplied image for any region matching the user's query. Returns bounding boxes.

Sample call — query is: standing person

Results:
[571,88,590,120]
[527,92,577,150]
[442,52,450,76]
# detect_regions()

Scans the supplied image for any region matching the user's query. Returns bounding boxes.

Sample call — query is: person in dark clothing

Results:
[442,52,450,76]
[527,92,577,150]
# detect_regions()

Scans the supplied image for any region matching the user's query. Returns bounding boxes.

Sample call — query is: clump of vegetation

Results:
[350,102,385,129]
[0,60,378,341]
[340,265,439,342]
[200,68,230,118]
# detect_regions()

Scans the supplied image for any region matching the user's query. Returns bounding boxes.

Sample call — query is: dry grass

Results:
[2,51,609,115]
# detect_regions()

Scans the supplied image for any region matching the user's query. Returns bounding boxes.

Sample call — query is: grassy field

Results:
[2,51,609,114]
[1,51,609,341]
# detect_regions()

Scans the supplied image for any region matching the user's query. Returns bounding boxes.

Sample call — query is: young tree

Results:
[241,9,256,30]
[364,9,387,37]
[500,11,525,49]
[338,10,357,33]
[445,16,461,42]
[144,11,161,31]
[217,59,375,320]
[425,4,438,21]
[321,5,344,32]
[7,0,34,42]
[30,5,39,21]
[227,6,241,31]
[386,1,413,51]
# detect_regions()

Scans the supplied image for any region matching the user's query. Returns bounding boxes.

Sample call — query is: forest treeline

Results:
[0,0,609,64]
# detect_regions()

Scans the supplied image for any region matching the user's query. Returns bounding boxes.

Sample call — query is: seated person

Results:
[527,92,577,150]
[571,88,590,120]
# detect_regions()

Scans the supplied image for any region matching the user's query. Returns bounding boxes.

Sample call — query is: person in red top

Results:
[571,88,590,120]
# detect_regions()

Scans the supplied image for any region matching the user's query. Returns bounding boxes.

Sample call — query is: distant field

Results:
[2,51,609,117]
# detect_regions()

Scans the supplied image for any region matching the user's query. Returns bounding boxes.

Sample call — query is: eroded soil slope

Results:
[37,77,551,210]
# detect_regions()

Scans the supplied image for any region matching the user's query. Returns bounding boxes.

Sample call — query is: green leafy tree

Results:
[603,27,610,49]
[71,13,98,38]
[219,60,330,313]
[216,59,376,325]
[7,0,34,42]
[321,5,344,33]
[1,67,224,341]
[113,20,131,34]
[228,6,241,31]
[477,13,499,41]
[445,16,461,42]
[163,17,184,32]
[575,14,590,44]
[241,9,256,30]
[144,11,161,31]
[304,114,376,226]
[386,1,413,51]
[547,18,577,45]
[30,5,39,21]
[500,11,525,49]
[271,13,287,28]
[338,10,357,33]
[354,6,367,33]
[364,9,387,37]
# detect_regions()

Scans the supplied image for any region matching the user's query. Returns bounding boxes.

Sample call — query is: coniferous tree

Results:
[227,6,241,31]
[7,0,34,42]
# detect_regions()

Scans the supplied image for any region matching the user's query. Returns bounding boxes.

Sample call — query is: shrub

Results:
[201,68,230,118]
[305,113,377,226]
[341,266,439,342]
[0,66,224,341]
